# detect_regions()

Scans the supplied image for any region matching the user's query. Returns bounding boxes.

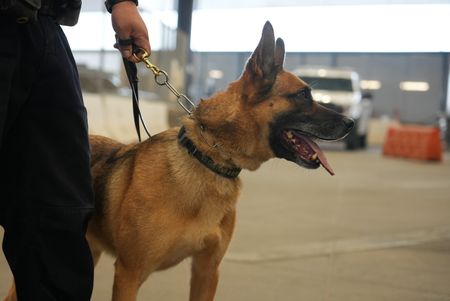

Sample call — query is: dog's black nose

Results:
[343,117,354,131]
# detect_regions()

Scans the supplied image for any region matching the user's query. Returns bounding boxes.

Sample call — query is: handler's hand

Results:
[111,1,151,63]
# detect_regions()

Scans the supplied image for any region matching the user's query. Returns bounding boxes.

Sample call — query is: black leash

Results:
[122,54,152,142]
[122,44,195,142]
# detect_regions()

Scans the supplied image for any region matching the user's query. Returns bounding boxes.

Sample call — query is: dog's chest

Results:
[185,207,225,242]
[158,201,232,270]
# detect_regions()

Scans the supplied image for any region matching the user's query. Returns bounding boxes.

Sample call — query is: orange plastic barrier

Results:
[382,124,442,161]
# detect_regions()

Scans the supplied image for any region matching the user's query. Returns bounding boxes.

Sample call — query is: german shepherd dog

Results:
[4,22,353,301]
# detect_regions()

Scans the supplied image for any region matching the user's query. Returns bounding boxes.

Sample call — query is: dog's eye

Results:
[291,87,312,103]
[298,88,312,99]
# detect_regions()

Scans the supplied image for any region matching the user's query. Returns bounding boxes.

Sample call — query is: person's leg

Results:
[0,16,94,301]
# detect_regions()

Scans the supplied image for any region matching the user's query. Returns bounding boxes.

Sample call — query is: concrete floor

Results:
[1,147,450,300]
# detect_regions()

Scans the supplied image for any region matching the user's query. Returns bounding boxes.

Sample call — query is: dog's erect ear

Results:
[245,22,283,85]
[274,37,285,72]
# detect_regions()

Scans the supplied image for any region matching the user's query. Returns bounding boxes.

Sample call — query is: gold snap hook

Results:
[132,47,161,75]
[131,47,195,114]
[132,47,149,62]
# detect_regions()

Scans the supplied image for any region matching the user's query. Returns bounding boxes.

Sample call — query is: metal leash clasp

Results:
[133,48,196,115]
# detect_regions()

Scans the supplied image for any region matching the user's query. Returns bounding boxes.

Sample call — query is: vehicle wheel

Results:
[345,126,360,150]
[358,134,367,149]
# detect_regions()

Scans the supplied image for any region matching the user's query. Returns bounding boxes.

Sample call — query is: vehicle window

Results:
[300,76,353,92]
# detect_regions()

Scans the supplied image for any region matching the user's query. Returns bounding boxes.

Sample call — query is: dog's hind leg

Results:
[2,282,17,301]
[86,234,103,267]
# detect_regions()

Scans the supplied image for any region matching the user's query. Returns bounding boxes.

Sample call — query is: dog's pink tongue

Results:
[304,139,335,176]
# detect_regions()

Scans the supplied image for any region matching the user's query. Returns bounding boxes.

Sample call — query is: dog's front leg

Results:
[189,211,236,301]
[190,250,220,301]
[111,257,144,301]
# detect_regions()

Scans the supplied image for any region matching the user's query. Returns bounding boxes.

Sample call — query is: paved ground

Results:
[1,143,449,301]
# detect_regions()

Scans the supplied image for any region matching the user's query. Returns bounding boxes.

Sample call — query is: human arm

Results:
[110,1,151,62]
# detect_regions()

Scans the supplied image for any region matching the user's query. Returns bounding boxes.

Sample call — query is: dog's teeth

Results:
[287,131,293,139]
[311,153,318,161]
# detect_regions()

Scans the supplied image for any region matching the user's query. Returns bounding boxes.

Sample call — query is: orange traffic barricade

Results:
[383,124,442,161]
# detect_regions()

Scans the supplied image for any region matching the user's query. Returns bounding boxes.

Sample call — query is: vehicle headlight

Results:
[313,93,332,104]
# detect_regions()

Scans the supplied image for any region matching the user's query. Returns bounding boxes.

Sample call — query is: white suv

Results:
[293,67,372,149]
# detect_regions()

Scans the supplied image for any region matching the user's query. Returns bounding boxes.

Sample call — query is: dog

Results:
[3,21,353,301]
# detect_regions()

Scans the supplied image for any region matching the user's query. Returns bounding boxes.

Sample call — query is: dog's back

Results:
[89,135,125,167]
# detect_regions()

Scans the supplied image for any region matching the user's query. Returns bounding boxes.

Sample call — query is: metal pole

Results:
[176,0,194,96]
[442,53,449,113]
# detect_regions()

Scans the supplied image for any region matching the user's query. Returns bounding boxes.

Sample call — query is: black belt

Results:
[0,0,80,25]
[39,0,58,17]
[0,0,40,23]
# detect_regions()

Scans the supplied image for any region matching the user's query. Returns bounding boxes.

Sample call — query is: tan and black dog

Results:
[4,21,354,301]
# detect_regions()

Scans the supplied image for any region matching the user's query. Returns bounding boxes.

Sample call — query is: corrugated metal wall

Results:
[190,52,449,125]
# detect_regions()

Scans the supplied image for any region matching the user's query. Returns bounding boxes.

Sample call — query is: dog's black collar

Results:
[177,126,241,179]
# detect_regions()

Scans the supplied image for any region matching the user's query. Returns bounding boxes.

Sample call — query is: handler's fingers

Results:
[115,36,140,63]
[132,35,151,57]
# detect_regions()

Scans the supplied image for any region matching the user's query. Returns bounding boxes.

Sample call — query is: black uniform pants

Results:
[0,15,94,301]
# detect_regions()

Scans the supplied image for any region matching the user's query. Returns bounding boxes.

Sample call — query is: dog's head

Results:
[191,21,354,175]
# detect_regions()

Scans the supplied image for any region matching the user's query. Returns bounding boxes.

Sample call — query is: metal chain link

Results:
[133,48,196,114]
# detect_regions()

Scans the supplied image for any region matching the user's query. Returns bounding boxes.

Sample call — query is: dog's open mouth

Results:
[282,130,335,176]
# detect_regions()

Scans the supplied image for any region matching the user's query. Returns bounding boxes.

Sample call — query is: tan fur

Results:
[3,22,352,301]
[87,125,241,301]
[3,283,17,301]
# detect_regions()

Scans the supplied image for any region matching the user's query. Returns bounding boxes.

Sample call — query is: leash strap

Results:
[122,46,195,142]
[122,56,151,142]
